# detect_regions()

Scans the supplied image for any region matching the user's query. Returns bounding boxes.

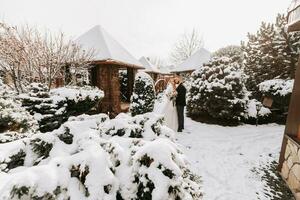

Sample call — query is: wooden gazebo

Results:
[76,25,144,117]
[278,1,300,198]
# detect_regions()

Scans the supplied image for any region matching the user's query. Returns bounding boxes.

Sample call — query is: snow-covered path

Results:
[176,117,285,200]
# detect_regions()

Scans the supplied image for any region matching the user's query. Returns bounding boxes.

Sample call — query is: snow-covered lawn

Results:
[176,117,285,200]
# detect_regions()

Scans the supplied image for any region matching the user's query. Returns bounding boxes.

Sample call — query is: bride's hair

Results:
[168,78,176,90]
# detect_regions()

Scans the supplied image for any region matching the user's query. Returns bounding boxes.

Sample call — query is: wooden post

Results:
[110,66,121,116]
[278,55,300,169]
[96,65,121,117]
[90,65,98,86]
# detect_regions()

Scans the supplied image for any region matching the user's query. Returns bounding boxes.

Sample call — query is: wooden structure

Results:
[278,1,300,198]
[139,57,160,82]
[90,60,142,116]
[139,57,175,92]
[76,25,144,117]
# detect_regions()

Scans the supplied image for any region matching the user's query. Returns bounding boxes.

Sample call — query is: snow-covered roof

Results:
[76,25,143,68]
[289,0,300,12]
[139,57,160,73]
[158,67,172,75]
[172,48,211,73]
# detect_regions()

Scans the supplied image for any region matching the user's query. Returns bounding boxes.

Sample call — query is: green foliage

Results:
[119,70,128,102]
[135,173,155,200]
[130,73,156,116]
[0,150,26,172]
[30,138,53,162]
[58,127,73,144]
[10,186,30,199]
[19,83,103,132]
[258,79,293,123]
[242,14,300,95]
[187,57,248,123]
[0,98,37,133]
[70,165,90,197]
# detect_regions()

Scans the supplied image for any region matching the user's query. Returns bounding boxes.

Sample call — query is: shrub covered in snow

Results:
[187,57,248,123]
[259,79,294,98]
[258,79,294,123]
[0,112,202,200]
[19,83,104,132]
[50,85,104,115]
[130,72,156,116]
[0,80,38,143]
[243,99,272,124]
[0,98,38,134]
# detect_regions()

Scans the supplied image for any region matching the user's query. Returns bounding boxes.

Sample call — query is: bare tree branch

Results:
[0,22,95,92]
[170,29,204,65]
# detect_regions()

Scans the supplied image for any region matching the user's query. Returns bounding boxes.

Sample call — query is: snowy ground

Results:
[176,117,285,200]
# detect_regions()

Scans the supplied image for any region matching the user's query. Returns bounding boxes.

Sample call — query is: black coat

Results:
[176,83,186,106]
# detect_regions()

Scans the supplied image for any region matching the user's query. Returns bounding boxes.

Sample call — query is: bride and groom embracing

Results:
[157,74,186,132]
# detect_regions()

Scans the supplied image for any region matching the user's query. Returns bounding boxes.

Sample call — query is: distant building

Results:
[76,25,144,117]
[171,48,211,75]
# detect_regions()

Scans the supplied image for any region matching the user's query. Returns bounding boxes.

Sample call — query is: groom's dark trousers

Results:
[176,83,186,132]
[176,106,184,131]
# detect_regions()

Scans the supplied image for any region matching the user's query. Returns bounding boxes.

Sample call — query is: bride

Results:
[154,79,178,132]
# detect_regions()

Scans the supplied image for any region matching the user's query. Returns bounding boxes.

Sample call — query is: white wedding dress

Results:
[154,84,178,132]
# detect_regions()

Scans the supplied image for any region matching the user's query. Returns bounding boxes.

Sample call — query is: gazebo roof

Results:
[76,25,144,69]
[139,57,160,73]
[172,48,211,73]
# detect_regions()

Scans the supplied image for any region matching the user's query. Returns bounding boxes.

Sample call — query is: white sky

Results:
[0,0,291,62]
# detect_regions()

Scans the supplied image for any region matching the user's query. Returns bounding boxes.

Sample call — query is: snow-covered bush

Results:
[259,79,294,97]
[258,79,294,123]
[0,80,37,143]
[0,79,38,143]
[19,83,104,132]
[0,98,38,134]
[187,57,248,123]
[130,72,156,116]
[119,70,128,102]
[0,112,202,199]
[50,85,104,115]
[100,113,174,140]
[243,99,272,124]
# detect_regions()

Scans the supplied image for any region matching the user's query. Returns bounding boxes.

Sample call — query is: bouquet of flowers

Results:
[167,90,177,106]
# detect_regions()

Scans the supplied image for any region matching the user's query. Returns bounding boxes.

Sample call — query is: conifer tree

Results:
[187,56,248,123]
[243,14,300,94]
[130,72,156,116]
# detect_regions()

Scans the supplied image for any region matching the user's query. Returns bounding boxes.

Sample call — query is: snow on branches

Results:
[259,79,294,97]
[130,72,156,116]
[187,56,248,123]
[0,113,202,200]
[18,83,104,133]
[0,22,94,93]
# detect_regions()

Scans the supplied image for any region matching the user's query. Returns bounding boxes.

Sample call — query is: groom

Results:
[175,74,186,132]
